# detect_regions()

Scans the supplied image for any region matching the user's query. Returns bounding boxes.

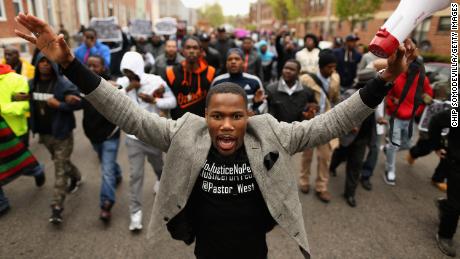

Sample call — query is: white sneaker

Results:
[129,210,142,231]
[383,171,396,186]
[388,171,396,181]
[154,181,160,194]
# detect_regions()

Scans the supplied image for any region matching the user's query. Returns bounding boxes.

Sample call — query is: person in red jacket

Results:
[383,58,433,185]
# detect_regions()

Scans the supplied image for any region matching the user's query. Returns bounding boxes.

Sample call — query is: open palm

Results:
[15,13,73,67]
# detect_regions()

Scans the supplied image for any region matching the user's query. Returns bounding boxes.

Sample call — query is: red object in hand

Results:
[369,27,400,58]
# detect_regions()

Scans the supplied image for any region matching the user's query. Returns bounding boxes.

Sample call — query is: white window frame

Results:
[12,0,24,15]
[0,0,7,21]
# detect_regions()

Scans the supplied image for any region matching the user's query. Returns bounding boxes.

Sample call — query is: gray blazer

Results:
[85,79,373,258]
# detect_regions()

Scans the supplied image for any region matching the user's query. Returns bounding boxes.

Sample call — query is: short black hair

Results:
[284,59,301,72]
[183,35,201,48]
[87,54,105,66]
[318,49,337,69]
[206,82,248,108]
[303,33,319,48]
[84,28,98,37]
[242,36,253,42]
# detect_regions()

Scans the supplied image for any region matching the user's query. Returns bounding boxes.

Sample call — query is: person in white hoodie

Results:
[116,52,177,231]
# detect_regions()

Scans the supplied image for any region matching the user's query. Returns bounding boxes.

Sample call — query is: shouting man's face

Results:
[206,93,248,156]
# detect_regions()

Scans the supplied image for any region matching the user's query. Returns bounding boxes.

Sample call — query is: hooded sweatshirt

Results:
[1,58,35,80]
[29,53,81,139]
[386,70,433,120]
[163,58,215,120]
[0,64,30,136]
[257,41,275,65]
[116,52,177,140]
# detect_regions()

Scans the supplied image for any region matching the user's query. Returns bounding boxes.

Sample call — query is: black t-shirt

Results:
[33,80,56,134]
[189,146,276,259]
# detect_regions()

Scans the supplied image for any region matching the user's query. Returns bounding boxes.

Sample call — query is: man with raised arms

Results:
[15,13,416,259]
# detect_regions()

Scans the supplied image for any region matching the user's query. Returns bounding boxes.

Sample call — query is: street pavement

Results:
[0,111,455,259]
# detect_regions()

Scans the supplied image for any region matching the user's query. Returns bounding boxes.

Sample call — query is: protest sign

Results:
[154,17,177,35]
[89,17,122,42]
[129,19,152,38]
[418,100,451,132]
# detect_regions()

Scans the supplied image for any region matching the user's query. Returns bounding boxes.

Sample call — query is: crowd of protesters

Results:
[1,16,457,257]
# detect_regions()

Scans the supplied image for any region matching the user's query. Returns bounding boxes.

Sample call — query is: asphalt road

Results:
[0,111,455,259]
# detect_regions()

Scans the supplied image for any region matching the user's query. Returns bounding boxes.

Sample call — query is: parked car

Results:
[425,62,450,84]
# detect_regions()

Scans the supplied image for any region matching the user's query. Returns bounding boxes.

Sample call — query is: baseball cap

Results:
[199,33,210,42]
[345,34,360,41]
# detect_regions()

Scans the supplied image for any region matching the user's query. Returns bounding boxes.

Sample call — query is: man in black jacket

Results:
[275,29,297,79]
[241,37,263,80]
[430,108,460,257]
[200,33,222,75]
[329,69,378,207]
[29,53,82,224]
[266,59,316,123]
[211,27,236,74]
[82,55,122,222]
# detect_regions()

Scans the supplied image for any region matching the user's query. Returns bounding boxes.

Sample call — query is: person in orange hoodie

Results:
[383,56,433,186]
[162,36,216,120]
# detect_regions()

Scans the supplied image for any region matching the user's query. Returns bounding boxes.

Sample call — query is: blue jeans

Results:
[385,118,412,174]
[0,187,8,212]
[92,137,122,208]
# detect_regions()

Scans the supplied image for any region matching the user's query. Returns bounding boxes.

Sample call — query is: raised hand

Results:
[381,38,416,82]
[14,13,74,68]
[253,88,267,104]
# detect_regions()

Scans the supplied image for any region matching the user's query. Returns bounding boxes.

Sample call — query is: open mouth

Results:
[216,135,237,151]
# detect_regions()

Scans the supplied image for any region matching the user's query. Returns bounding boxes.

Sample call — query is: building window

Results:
[319,21,325,35]
[412,17,431,44]
[46,0,54,26]
[108,2,113,16]
[361,20,368,31]
[0,0,6,21]
[438,16,450,32]
[13,0,24,15]
[304,21,311,32]
[319,0,325,9]
[329,21,336,36]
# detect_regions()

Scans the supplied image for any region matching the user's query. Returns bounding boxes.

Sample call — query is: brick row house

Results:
[0,0,155,56]
[249,0,452,56]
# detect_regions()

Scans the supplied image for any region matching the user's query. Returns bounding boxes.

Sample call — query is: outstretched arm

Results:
[14,13,178,151]
[274,40,417,155]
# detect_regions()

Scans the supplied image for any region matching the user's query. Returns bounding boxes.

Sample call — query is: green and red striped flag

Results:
[0,116,39,186]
